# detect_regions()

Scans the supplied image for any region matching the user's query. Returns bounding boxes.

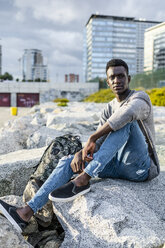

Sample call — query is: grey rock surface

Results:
[0,195,63,248]
[0,103,165,248]
[0,103,164,157]
[0,147,45,196]
[0,195,33,248]
[0,216,33,248]
[26,126,63,149]
[53,168,165,248]
[0,115,38,155]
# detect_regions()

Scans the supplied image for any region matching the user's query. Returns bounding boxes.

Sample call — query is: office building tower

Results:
[144,22,165,71]
[83,14,160,82]
[22,49,48,81]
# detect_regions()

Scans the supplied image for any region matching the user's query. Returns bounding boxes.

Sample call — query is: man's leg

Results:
[50,121,150,202]
[0,154,75,232]
[26,155,74,213]
[83,121,137,178]
[91,121,150,181]
[0,121,150,232]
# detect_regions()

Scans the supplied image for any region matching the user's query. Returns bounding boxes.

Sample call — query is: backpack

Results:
[23,134,82,227]
[31,134,82,183]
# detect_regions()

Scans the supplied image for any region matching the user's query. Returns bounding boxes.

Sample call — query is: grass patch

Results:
[57,102,68,107]
[53,98,69,103]
[53,98,69,107]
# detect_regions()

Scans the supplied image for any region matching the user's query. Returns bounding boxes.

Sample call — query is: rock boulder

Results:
[0,147,45,196]
[53,169,165,248]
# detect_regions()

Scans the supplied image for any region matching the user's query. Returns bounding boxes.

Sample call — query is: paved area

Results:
[0,107,30,128]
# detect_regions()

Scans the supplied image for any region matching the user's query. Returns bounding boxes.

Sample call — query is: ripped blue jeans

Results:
[28,121,150,213]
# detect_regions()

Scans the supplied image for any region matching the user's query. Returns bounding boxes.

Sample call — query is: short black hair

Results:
[106,59,129,75]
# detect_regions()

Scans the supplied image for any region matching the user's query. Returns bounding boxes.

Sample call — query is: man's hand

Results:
[82,122,112,165]
[71,122,112,172]
[70,150,83,173]
[82,137,96,163]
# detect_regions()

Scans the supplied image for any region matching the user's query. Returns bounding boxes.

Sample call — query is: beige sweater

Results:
[96,90,160,180]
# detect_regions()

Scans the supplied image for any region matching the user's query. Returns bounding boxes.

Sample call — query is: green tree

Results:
[131,69,165,89]
[35,78,41,82]
[0,72,13,81]
[88,77,108,89]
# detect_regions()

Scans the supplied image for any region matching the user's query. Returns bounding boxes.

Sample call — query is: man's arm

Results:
[82,94,151,165]
[82,122,113,165]
[70,111,113,173]
[107,97,151,132]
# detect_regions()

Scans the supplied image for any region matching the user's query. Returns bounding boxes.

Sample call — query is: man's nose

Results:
[114,76,120,84]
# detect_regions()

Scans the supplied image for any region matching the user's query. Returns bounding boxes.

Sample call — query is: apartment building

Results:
[144,22,165,71]
[22,49,48,81]
[83,14,160,81]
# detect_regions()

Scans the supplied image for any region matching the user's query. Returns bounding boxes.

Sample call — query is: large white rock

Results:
[0,102,102,155]
[53,168,165,248]
[0,196,33,248]
[26,126,63,149]
[0,115,38,155]
[0,216,33,248]
[0,102,164,157]
[0,147,45,196]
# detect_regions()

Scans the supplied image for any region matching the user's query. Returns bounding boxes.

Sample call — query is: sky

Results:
[0,0,165,82]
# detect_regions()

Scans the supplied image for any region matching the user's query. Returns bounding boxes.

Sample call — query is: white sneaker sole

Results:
[49,187,91,202]
[0,203,22,233]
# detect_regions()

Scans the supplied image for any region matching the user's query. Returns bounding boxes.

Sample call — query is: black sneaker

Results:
[0,199,28,233]
[49,181,91,202]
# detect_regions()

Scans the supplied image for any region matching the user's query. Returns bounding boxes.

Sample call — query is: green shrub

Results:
[57,102,68,107]
[53,98,69,103]
[146,87,165,106]
[84,89,115,103]
[83,87,165,106]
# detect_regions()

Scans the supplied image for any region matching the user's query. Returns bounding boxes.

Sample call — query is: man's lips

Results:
[113,85,123,90]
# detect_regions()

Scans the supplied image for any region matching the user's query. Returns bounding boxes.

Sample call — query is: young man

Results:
[0,59,160,233]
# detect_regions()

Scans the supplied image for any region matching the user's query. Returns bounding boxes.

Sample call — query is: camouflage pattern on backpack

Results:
[23,134,82,227]
[31,134,82,183]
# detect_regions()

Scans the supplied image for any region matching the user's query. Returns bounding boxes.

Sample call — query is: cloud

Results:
[38,29,82,52]
[14,0,79,24]
[0,0,165,83]
[15,11,25,22]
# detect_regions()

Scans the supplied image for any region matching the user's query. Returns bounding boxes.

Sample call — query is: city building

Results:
[65,73,79,83]
[22,49,48,81]
[144,22,165,71]
[0,45,2,75]
[83,14,160,82]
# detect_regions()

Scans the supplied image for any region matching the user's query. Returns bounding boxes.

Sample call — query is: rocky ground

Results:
[0,102,165,248]
[0,107,30,128]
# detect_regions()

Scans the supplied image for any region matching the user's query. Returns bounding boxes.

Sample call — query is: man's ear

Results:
[128,75,131,84]
[106,78,110,86]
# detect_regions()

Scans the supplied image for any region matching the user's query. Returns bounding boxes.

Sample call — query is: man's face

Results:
[106,66,131,95]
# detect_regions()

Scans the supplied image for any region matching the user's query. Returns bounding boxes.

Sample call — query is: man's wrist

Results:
[89,134,97,142]
[76,149,82,156]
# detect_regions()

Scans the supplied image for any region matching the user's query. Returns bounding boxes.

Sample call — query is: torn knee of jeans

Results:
[60,154,72,161]
[136,169,146,175]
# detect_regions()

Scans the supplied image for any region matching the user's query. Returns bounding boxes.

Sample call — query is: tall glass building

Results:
[144,23,165,72]
[154,32,165,70]
[83,14,160,82]
[22,49,48,81]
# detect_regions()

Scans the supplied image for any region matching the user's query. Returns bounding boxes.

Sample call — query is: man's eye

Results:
[118,74,124,79]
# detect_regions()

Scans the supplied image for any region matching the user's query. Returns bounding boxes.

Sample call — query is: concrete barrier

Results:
[0,81,99,106]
